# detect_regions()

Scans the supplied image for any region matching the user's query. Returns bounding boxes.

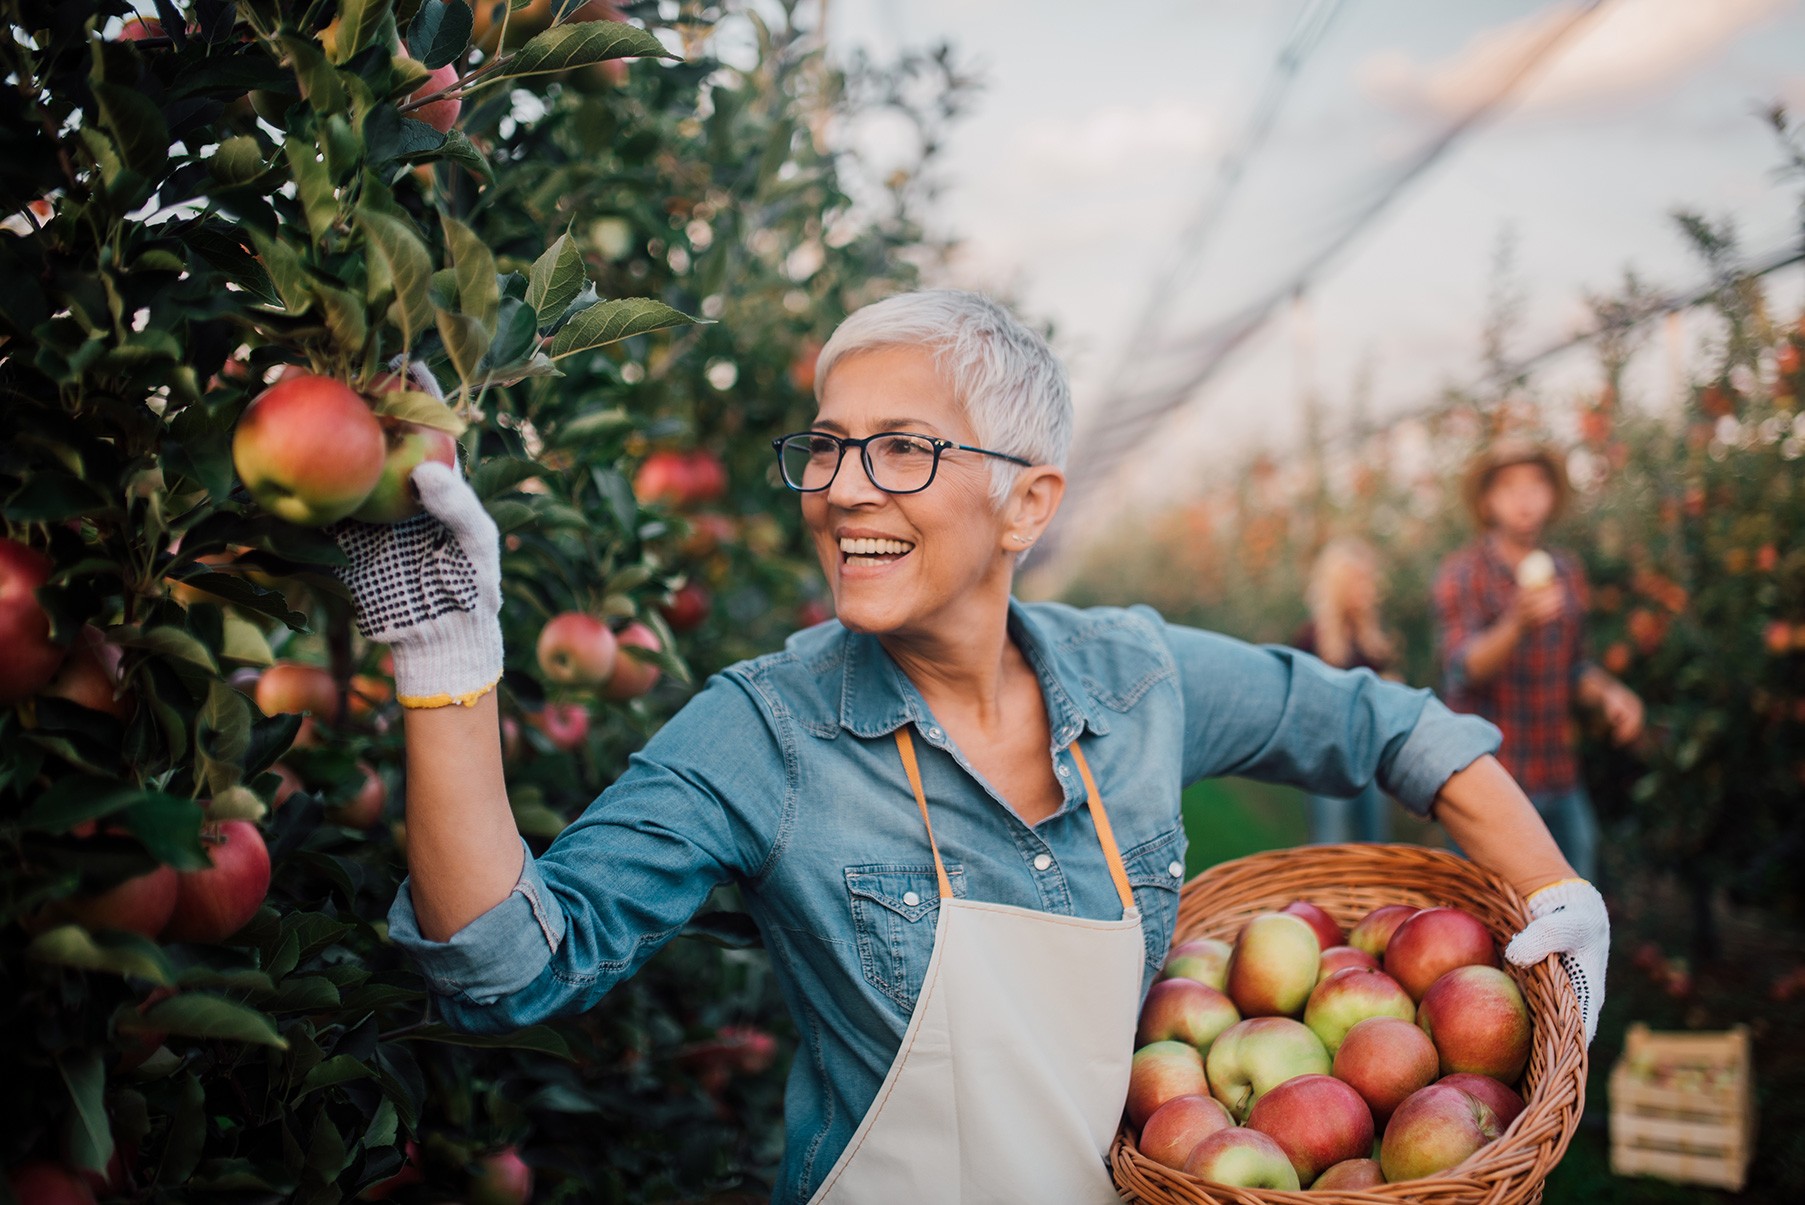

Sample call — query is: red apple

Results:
[162,820,271,943]
[1312,1158,1385,1189]
[350,420,459,523]
[500,715,523,761]
[404,53,461,133]
[1438,1073,1526,1131]
[1161,937,1232,991]
[678,511,738,558]
[1384,906,1500,1000]
[1303,965,1415,1055]
[232,374,386,526]
[603,622,662,700]
[1125,1040,1209,1130]
[659,582,710,631]
[1282,899,1343,953]
[1379,1082,1502,1183]
[1182,1127,1300,1191]
[1417,965,1532,1084]
[346,673,394,723]
[536,612,618,686]
[59,865,178,938]
[789,338,823,394]
[468,1146,532,1205]
[328,761,386,828]
[1226,911,1321,1017]
[1317,944,1380,982]
[682,450,727,505]
[42,624,129,718]
[1205,1016,1330,1122]
[358,1140,423,1200]
[1347,903,1417,958]
[1245,1073,1374,1188]
[117,15,164,42]
[1136,1094,1233,1171]
[8,1161,97,1205]
[267,763,303,811]
[1134,978,1240,1052]
[1330,1015,1439,1127]
[0,538,66,705]
[256,661,339,746]
[633,450,693,507]
[530,701,590,751]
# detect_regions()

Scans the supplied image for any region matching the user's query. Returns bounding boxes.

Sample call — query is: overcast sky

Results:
[824,0,1805,516]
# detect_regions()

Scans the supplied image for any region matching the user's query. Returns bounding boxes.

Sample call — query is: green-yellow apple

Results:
[1134,978,1239,1052]
[1205,1016,1330,1122]
[1316,944,1380,983]
[1136,1094,1233,1171]
[1161,937,1231,990]
[1245,1073,1374,1188]
[1125,1040,1208,1130]
[350,420,459,523]
[1439,1073,1525,1130]
[1312,1158,1385,1189]
[1331,1015,1439,1127]
[1182,1127,1300,1191]
[536,613,618,686]
[233,374,385,525]
[162,820,271,943]
[1347,903,1416,958]
[603,621,663,700]
[1303,965,1415,1055]
[1226,911,1321,1016]
[1379,1082,1502,1183]
[1384,906,1500,1000]
[0,538,66,705]
[1417,965,1531,1083]
[1282,899,1344,953]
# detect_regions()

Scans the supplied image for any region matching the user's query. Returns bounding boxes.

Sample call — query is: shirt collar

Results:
[836,597,1111,745]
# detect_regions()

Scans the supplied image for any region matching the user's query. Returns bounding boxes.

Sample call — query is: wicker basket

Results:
[1110,844,1588,1205]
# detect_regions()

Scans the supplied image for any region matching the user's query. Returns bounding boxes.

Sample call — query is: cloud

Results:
[1361,0,1789,121]
[1006,101,1220,182]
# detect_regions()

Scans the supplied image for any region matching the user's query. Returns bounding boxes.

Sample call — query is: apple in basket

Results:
[1161,937,1231,991]
[1384,906,1500,1000]
[1125,1040,1209,1130]
[1316,944,1379,982]
[1379,1081,1504,1182]
[1313,1158,1385,1189]
[1135,979,1240,1051]
[1331,1015,1439,1128]
[1302,965,1415,1056]
[1136,1094,1233,1171]
[1347,903,1417,958]
[1280,899,1344,953]
[1438,1073,1526,1130]
[1417,965,1532,1084]
[1183,1127,1300,1191]
[1245,1073,1374,1188]
[1204,1017,1329,1122]
[1225,912,1321,1017]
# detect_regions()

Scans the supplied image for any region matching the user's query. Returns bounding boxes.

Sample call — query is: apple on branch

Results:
[0,538,67,705]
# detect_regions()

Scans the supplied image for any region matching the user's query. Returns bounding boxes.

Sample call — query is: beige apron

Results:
[808,728,1144,1204]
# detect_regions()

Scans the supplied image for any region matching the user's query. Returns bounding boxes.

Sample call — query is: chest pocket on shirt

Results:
[847,863,968,1016]
[1122,828,1187,988]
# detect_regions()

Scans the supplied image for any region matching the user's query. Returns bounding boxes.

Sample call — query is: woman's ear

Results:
[1004,464,1065,548]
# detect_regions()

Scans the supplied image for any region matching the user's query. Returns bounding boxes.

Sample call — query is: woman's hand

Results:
[331,462,503,708]
[1507,582,1565,630]
[1506,879,1609,1044]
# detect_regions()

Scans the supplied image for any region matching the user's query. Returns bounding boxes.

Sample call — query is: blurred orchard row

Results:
[0,1,972,1200]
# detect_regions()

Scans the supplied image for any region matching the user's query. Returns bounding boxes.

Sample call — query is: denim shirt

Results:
[388,601,1500,1203]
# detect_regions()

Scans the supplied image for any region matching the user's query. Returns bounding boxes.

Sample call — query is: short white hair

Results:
[815,290,1072,504]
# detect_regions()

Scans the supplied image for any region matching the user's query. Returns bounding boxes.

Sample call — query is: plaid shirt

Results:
[1432,540,1594,794]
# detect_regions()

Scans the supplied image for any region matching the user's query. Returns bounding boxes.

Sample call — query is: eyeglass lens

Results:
[779,434,941,492]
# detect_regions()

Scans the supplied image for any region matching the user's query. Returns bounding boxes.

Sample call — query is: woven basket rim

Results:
[1111,843,1589,1205]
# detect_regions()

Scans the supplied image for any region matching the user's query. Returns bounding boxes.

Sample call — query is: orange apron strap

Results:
[895,729,955,901]
[1070,743,1136,914]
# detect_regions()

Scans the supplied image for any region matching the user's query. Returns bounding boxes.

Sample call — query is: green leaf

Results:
[27,925,177,985]
[285,137,340,243]
[399,1022,574,1060]
[483,296,539,368]
[279,34,348,113]
[117,795,210,870]
[408,0,474,69]
[330,0,389,64]
[357,209,435,347]
[436,308,490,386]
[156,1074,206,1185]
[372,387,468,435]
[269,974,342,1012]
[470,457,544,497]
[441,214,498,328]
[124,993,289,1049]
[58,1050,114,1177]
[476,351,561,389]
[245,231,316,315]
[427,128,494,182]
[313,281,370,356]
[90,81,170,178]
[208,135,267,187]
[498,21,675,79]
[19,773,143,833]
[174,571,309,630]
[298,1054,373,1096]
[525,233,585,324]
[549,298,700,358]
[553,405,631,444]
[116,625,217,674]
[197,681,252,797]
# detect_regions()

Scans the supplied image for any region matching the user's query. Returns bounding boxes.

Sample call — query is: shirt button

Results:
[1056,764,1070,777]
[1168,861,1184,878]
[902,891,921,907]
[927,727,943,741]
[1033,853,1053,871]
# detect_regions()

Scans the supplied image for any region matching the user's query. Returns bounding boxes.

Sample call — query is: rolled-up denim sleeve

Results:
[385,671,788,1032]
[1158,618,1500,815]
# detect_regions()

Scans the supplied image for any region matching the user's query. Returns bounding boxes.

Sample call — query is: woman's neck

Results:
[877,589,1023,728]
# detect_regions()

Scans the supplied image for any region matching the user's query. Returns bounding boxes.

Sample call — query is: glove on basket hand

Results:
[1505,878,1608,1044]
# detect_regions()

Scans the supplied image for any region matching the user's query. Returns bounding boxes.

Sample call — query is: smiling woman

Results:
[338,289,1609,1205]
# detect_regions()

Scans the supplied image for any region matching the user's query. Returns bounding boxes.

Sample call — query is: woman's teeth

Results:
[840,536,914,562]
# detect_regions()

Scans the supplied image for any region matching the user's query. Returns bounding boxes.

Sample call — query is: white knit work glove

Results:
[1505,878,1608,1044]
[330,461,503,708]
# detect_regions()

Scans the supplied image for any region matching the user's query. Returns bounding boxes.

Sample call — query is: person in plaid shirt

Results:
[1432,438,1644,879]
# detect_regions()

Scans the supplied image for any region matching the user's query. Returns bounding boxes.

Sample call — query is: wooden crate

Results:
[1609,1023,1755,1191]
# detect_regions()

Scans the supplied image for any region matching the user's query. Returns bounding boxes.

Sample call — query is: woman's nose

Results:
[825,448,886,507]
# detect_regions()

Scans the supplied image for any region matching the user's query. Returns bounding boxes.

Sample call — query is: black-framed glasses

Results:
[771,431,1033,494]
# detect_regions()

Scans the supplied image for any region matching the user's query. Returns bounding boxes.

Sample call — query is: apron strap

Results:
[893,729,1138,917]
[895,728,956,901]
[1070,744,1136,914]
